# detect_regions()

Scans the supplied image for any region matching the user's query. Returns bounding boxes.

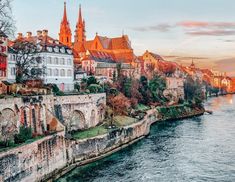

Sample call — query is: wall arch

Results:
[0,108,17,140]
[68,110,86,131]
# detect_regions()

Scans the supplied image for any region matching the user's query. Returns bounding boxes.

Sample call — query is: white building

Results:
[9,30,74,91]
[7,48,16,83]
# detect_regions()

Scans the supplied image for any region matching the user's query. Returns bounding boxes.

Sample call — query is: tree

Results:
[13,40,46,83]
[87,76,98,86]
[88,84,102,93]
[0,0,15,36]
[184,75,204,104]
[149,74,166,103]
[107,93,131,115]
[74,82,80,92]
[116,63,122,78]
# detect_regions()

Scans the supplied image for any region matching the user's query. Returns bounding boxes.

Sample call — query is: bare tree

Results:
[12,40,46,83]
[0,0,15,36]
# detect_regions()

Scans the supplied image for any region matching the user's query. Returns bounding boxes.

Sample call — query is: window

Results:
[47,57,52,64]
[60,69,65,77]
[60,58,65,65]
[54,57,59,65]
[11,68,16,75]
[67,59,72,65]
[54,69,59,76]
[47,68,52,76]
[67,69,72,77]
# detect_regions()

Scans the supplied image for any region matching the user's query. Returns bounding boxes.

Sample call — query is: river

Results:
[57,95,235,182]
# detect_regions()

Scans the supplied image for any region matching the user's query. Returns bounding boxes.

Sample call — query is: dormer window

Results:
[54,46,59,53]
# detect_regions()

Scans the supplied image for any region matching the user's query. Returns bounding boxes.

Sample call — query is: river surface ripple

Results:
[58,95,235,182]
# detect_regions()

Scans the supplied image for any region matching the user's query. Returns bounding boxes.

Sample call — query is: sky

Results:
[12,0,235,76]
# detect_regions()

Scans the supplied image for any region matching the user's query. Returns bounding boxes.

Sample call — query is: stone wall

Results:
[55,94,106,131]
[0,132,66,182]
[0,104,204,182]
[0,93,106,140]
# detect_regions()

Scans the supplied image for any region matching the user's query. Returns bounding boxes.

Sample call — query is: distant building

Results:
[7,47,16,83]
[81,50,138,81]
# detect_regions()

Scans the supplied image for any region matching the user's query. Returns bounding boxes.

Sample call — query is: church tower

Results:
[59,2,72,47]
[74,4,86,53]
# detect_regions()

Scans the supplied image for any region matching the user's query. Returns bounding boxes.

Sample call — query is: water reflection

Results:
[58,95,235,182]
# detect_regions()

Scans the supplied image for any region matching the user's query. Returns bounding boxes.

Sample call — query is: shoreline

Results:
[0,104,205,182]
[46,105,205,182]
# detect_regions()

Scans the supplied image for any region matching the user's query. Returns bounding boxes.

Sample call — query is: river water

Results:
[57,95,235,182]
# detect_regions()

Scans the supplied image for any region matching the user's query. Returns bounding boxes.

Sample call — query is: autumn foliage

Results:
[107,93,131,115]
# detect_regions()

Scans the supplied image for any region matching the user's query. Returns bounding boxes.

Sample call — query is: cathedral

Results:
[59,2,135,67]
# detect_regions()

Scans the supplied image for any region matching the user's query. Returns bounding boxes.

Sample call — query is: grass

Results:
[135,104,150,112]
[0,136,44,153]
[113,115,137,127]
[72,125,108,140]
[72,115,138,140]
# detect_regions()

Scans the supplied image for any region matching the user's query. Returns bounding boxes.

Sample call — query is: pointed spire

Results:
[62,1,68,23]
[59,1,72,47]
[78,4,83,25]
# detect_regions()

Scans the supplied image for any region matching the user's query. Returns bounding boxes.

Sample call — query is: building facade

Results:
[0,31,7,81]
[10,30,74,91]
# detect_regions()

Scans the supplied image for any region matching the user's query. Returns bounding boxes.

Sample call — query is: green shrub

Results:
[14,126,33,144]
[88,84,102,93]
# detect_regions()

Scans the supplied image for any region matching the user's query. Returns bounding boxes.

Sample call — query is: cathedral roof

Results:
[85,35,133,51]
[88,50,116,63]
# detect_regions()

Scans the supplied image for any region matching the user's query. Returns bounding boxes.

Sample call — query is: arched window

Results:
[47,68,52,76]
[54,57,59,65]
[54,69,59,76]
[67,69,72,77]
[60,69,65,77]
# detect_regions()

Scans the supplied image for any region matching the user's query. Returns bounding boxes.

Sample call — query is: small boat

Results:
[205,110,213,114]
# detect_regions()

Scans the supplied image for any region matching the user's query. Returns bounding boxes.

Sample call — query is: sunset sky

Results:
[12,0,235,76]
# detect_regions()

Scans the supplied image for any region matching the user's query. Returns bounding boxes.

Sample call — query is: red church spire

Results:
[78,4,83,25]
[62,2,68,23]
[74,4,86,53]
[59,1,72,47]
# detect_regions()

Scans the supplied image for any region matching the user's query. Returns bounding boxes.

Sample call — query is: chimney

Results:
[37,30,42,37]
[42,29,48,37]
[17,33,23,39]
[26,32,32,38]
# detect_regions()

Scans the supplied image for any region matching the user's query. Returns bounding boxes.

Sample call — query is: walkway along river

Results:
[57,95,235,182]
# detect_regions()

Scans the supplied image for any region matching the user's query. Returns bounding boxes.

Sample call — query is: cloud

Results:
[186,30,235,36]
[224,39,235,42]
[178,21,235,36]
[131,21,235,36]
[177,21,235,29]
[130,23,172,32]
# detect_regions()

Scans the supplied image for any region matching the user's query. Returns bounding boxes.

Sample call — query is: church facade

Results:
[59,2,136,67]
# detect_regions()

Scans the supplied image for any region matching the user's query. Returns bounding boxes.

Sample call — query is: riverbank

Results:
[50,104,205,181]
[0,104,204,182]
[57,95,235,182]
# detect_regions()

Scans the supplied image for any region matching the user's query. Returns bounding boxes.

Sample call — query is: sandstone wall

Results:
[0,132,66,182]
[0,105,204,182]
